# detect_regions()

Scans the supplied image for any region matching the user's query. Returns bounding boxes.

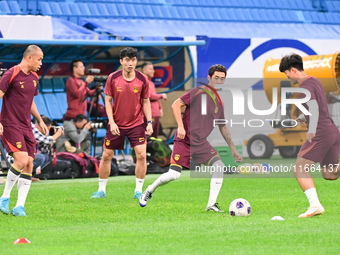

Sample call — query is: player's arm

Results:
[0,90,5,100]
[306,99,319,142]
[218,125,242,162]
[0,90,4,135]
[142,98,153,136]
[172,98,186,139]
[31,100,48,136]
[104,94,119,136]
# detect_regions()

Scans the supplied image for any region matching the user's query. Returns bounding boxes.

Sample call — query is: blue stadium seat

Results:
[96,3,110,16]
[43,93,64,120]
[69,3,82,16]
[124,4,139,17]
[116,3,129,17]
[140,4,154,18]
[40,79,54,93]
[78,2,92,16]
[85,3,100,16]
[106,3,119,16]
[0,1,11,13]
[49,2,63,15]
[175,6,190,20]
[52,78,65,92]
[7,1,22,14]
[39,1,53,16]
[35,94,51,119]
[59,3,73,16]
[133,4,148,18]
[55,92,68,116]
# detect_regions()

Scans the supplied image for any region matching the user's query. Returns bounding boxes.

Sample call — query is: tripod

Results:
[87,86,107,156]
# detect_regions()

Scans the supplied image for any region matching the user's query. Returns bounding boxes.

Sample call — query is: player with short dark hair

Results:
[91,47,153,199]
[279,53,340,218]
[139,64,242,212]
[0,45,48,217]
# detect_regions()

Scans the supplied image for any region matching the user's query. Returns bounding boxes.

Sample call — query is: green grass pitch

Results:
[1,157,340,254]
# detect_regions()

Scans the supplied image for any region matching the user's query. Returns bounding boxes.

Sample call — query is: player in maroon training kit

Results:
[0,45,48,216]
[91,47,153,199]
[139,64,242,212]
[279,54,340,218]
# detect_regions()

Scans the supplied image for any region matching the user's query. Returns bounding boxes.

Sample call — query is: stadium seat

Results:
[7,1,22,14]
[86,3,101,16]
[77,3,92,16]
[40,79,54,93]
[0,1,11,14]
[96,3,110,17]
[39,1,53,16]
[43,93,64,120]
[55,92,68,116]
[49,2,63,16]
[124,4,139,18]
[59,3,73,16]
[35,94,51,119]
[52,78,65,92]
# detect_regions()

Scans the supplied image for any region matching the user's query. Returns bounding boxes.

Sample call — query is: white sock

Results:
[135,178,144,193]
[15,174,32,208]
[1,166,22,198]
[148,169,181,193]
[98,178,108,193]
[207,160,224,208]
[304,187,321,207]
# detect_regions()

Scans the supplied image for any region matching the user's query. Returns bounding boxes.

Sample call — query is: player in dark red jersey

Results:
[139,64,242,212]
[0,45,48,216]
[91,47,153,199]
[279,53,340,218]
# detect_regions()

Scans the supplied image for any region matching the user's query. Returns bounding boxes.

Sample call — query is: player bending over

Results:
[279,53,340,218]
[139,64,242,212]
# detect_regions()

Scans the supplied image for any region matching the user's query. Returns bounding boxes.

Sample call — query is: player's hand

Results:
[38,120,49,136]
[162,93,167,100]
[0,123,3,136]
[86,75,94,84]
[307,133,315,143]
[110,122,120,136]
[177,126,186,139]
[232,149,242,163]
[146,123,153,136]
[295,114,306,124]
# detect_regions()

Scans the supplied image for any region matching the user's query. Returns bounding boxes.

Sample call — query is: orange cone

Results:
[13,238,31,244]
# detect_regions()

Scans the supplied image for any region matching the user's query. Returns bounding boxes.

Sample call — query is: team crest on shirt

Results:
[139,137,145,143]
[105,140,110,146]
[215,106,218,113]
[16,142,22,149]
[174,154,180,161]
[33,80,37,87]
[116,87,122,92]
[134,87,139,93]
[211,149,215,154]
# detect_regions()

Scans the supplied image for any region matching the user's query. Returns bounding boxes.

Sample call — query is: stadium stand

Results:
[1,0,339,25]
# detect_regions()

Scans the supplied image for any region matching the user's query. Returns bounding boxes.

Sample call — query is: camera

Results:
[87,68,108,87]
[90,122,104,129]
[50,126,64,136]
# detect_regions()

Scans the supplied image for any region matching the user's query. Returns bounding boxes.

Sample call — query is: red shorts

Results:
[298,126,340,166]
[170,140,219,169]
[104,123,147,150]
[1,126,36,158]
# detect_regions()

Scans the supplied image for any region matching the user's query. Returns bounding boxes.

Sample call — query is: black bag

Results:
[92,156,118,177]
[35,157,76,180]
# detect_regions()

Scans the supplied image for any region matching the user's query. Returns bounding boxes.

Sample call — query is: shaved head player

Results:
[0,45,48,216]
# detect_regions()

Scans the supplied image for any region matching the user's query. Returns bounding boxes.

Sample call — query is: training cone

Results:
[13,238,31,244]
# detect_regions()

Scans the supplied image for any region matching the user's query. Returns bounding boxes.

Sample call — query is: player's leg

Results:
[91,148,115,198]
[294,157,324,218]
[206,157,224,212]
[11,156,34,217]
[91,126,125,198]
[139,142,189,207]
[133,144,147,199]
[0,151,28,215]
[320,135,340,180]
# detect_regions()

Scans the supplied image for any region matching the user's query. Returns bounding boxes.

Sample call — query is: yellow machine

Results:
[246,52,340,159]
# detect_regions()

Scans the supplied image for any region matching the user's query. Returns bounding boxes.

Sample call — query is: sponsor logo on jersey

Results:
[16,142,22,149]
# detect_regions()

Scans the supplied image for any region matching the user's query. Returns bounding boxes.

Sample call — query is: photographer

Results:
[64,59,97,121]
[6,116,64,181]
[56,114,92,154]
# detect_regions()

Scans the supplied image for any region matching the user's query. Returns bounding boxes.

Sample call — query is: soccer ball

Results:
[229,198,251,217]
